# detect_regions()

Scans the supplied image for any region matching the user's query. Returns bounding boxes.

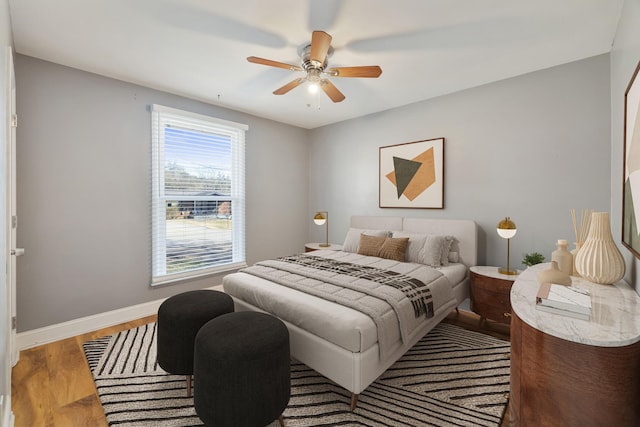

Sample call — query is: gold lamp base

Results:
[314,211,330,248]
[498,267,518,275]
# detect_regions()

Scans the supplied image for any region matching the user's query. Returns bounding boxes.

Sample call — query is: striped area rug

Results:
[83,322,510,426]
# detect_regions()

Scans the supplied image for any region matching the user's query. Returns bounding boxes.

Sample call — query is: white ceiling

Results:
[8,0,623,129]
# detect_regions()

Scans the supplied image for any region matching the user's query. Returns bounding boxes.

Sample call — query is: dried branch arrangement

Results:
[571,208,592,247]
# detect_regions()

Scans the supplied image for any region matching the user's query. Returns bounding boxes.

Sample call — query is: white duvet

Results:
[224,250,461,360]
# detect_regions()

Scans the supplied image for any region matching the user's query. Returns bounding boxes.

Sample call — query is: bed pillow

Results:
[342,228,390,253]
[422,234,447,267]
[448,237,461,263]
[357,234,387,257]
[391,232,427,264]
[358,235,409,262]
[378,237,409,262]
[423,234,459,266]
[440,236,455,266]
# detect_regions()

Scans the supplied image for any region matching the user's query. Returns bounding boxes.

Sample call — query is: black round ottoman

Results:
[194,311,290,427]
[157,289,234,396]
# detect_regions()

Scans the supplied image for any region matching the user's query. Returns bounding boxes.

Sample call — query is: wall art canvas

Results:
[379,138,444,209]
[623,60,640,259]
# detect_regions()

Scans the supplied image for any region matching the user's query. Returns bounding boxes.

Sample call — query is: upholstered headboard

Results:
[350,216,477,268]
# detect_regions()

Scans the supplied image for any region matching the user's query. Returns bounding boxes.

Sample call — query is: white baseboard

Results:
[0,395,14,427]
[16,299,163,350]
[16,284,223,351]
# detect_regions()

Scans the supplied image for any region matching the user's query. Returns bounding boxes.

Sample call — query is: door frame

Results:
[1,44,16,427]
[7,46,16,367]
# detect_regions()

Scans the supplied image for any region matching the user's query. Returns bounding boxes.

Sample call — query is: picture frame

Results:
[622,60,640,259]
[379,137,444,209]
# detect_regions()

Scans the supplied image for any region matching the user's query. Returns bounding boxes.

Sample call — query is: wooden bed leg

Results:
[186,375,192,397]
[350,393,359,411]
[278,414,285,427]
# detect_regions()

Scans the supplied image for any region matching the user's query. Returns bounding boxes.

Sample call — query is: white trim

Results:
[151,104,249,131]
[152,262,247,286]
[0,395,14,427]
[16,285,222,350]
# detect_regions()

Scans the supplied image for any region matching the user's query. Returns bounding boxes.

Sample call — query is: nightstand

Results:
[469,266,518,325]
[305,243,343,252]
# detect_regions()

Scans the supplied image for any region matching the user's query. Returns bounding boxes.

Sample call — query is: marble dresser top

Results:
[511,263,640,347]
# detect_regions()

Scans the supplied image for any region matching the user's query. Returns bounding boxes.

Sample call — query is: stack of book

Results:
[535,282,592,320]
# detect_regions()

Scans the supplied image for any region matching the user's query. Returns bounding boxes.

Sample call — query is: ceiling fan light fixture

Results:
[307,68,321,94]
[247,30,382,103]
[307,68,321,80]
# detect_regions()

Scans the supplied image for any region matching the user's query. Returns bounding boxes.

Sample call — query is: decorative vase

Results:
[570,242,582,277]
[575,212,625,285]
[551,239,573,277]
[537,261,572,286]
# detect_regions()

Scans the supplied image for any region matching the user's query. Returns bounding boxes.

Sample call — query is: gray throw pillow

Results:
[423,235,446,267]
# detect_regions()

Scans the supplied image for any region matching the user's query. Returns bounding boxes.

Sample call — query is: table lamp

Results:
[497,216,517,275]
[314,211,329,247]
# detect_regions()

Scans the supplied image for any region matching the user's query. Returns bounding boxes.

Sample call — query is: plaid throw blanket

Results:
[277,254,434,318]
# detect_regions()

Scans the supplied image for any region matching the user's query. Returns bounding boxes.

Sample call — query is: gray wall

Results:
[15,55,309,331]
[611,0,640,292]
[308,55,612,272]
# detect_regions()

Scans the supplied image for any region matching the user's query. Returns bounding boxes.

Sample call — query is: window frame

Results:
[151,104,247,286]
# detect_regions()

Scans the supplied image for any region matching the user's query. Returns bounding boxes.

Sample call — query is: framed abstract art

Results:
[379,137,444,209]
[622,60,640,259]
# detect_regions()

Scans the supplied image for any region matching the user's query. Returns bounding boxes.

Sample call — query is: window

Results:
[151,104,247,285]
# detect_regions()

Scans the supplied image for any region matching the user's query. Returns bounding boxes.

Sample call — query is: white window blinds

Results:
[151,104,247,285]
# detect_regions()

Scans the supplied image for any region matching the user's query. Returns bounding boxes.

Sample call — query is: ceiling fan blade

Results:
[320,79,345,103]
[310,31,332,65]
[326,66,382,78]
[273,78,306,95]
[247,56,302,71]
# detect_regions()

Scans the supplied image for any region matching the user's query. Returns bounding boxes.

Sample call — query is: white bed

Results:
[223,216,477,409]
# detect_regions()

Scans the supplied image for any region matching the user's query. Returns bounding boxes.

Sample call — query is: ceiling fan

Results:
[247,30,382,103]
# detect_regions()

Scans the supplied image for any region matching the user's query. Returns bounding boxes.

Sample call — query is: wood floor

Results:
[11,310,510,427]
[11,314,158,427]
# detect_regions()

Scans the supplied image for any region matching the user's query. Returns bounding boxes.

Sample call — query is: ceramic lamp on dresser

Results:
[509,263,640,427]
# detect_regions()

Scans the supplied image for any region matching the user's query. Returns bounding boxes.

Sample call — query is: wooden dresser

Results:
[509,264,640,426]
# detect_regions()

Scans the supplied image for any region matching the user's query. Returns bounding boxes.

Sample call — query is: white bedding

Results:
[223,250,467,356]
[221,216,477,402]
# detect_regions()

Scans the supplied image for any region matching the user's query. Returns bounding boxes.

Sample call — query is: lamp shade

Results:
[314,212,327,225]
[497,217,517,239]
